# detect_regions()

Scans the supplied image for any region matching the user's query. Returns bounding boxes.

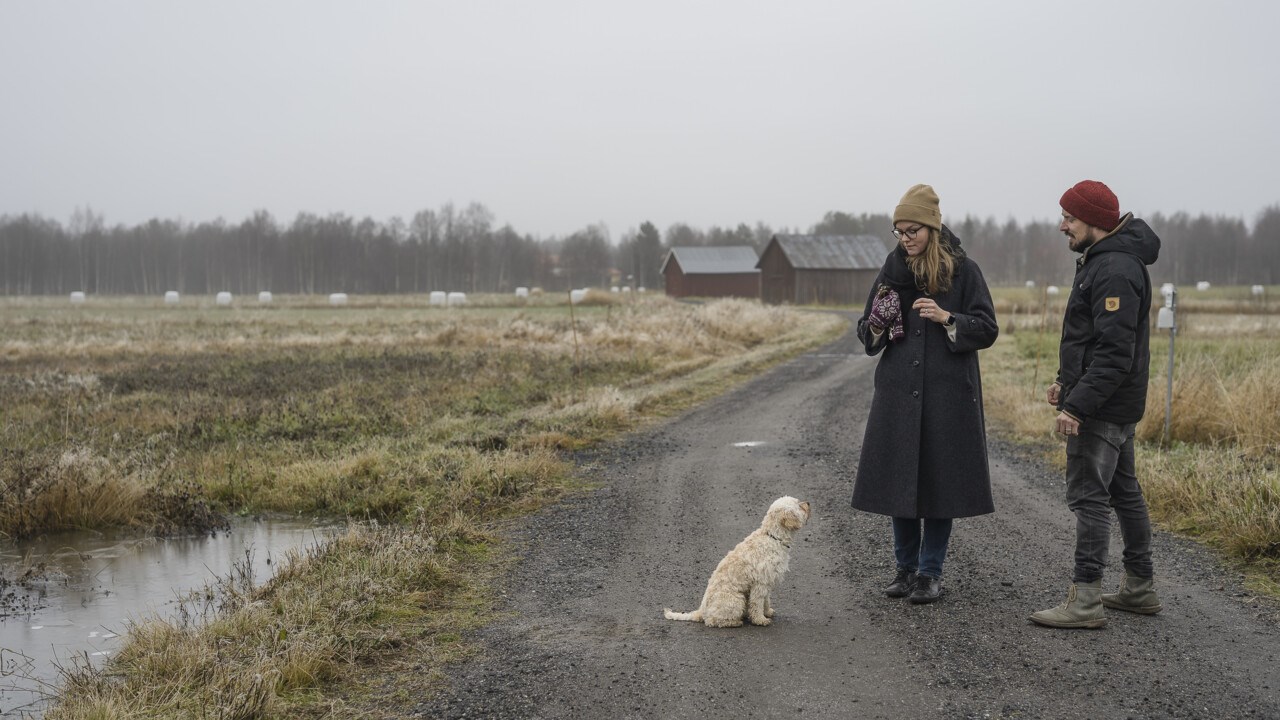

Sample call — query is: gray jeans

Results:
[1065,418,1154,583]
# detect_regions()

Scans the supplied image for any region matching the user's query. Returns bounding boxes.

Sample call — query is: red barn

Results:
[757,234,887,305]
[661,246,761,299]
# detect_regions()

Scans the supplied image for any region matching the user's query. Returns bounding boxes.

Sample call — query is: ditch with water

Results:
[0,519,338,717]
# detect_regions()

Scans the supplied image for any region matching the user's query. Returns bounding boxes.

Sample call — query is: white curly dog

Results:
[663,496,811,627]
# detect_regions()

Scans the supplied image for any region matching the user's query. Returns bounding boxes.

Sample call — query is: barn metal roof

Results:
[661,246,761,275]
[763,235,888,270]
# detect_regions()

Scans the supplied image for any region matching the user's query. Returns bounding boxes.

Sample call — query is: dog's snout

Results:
[800,501,811,515]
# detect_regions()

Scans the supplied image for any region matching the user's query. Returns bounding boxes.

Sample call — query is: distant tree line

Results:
[2,203,1276,296]
[810,208,1280,288]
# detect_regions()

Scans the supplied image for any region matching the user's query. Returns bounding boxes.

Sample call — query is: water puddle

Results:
[0,519,337,717]
[732,441,766,448]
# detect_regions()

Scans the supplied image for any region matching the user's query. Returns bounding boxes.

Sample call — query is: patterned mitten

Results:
[867,285,901,331]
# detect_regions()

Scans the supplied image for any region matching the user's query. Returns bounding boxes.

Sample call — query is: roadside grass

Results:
[982,290,1280,595]
[2,294,847,717]
[47,517,490,720]
[1,295,841,534]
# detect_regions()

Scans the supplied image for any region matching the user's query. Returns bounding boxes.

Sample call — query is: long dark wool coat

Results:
[851,226,999,519]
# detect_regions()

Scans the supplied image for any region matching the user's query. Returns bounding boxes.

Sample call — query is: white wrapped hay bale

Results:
[1025,280,1036,288]
[1196,281,1211,291]
[329,293,348,306]
[1252,285,1265,296]
[70,291,86,304]
[447,291,467,306]
[429,291,447,306]
[1046,285,1060,296]
[216,292,233,306]
[515,287,529,298]
[610,286,619,293]
[259,291,273,303]
[570,289,587,304]
[164,291,180,304]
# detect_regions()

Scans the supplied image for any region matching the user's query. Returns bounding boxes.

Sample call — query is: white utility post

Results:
[1156,284,1177,444]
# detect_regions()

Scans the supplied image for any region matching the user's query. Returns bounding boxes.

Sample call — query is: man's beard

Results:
[1067,231,1093,253]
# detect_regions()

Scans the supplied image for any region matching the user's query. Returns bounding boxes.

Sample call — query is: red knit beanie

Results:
[1060,180,1120,231]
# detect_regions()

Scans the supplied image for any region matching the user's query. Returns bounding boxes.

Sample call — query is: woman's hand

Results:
[868,287,901,330]
[911,297,952,325]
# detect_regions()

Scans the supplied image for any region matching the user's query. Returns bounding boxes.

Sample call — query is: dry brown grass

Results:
[984,291,1280,572]
[46,518,477,720]
[1,295,845,537]
[1139,344,1280,452]
[1139,445,1280,561]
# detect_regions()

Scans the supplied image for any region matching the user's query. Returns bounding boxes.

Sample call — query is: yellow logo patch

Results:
[1105,297,1120,312]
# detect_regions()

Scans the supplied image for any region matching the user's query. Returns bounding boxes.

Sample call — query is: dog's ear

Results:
[781,510,804,531]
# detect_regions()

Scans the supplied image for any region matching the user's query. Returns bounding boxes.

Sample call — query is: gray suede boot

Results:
[1101,572,1163,614]
[1029,580,1105,629]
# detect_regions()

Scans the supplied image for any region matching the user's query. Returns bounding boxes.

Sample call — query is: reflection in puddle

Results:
[0,519,337,717]
[732,441,766,448]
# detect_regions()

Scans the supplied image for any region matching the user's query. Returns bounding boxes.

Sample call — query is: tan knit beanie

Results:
[894,184,942,231]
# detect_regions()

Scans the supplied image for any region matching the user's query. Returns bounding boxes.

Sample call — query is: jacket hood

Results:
[882,224,965,290]
[1085,213,1161,266]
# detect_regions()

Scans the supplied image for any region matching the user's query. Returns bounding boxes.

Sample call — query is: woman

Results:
[852,184,998,604]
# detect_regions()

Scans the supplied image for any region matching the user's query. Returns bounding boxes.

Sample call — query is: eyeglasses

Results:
[892,225,924,240]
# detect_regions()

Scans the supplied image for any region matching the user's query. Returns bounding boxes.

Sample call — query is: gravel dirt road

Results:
[415,324,1280,719]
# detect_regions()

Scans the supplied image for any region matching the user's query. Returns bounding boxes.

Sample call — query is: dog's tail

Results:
[663,607,702,622]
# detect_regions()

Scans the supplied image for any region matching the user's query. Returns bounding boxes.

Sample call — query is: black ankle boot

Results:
[885,569,917,598]
[909,575,943,604]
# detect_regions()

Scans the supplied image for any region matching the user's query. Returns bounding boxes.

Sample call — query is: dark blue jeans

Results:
[1066,418,1154,583]
[892,517,954,579]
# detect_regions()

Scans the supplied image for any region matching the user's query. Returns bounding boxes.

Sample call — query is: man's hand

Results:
[1055,411,1080,437]
[1046,382,1061,406]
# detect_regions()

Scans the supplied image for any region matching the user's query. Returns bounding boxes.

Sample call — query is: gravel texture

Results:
[414,326,1280,720]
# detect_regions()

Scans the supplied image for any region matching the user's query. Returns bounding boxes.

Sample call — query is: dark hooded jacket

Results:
[1056,213,1161,425]
[851,226,999,519]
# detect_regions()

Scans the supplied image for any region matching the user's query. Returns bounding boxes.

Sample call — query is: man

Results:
[1030,180,1163,629]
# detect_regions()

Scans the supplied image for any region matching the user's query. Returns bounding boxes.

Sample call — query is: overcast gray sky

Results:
[2,1,1277,240]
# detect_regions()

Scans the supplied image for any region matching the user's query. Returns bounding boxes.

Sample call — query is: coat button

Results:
[912,360,920,367]
[914,329,921,336]
[912,390,919,398]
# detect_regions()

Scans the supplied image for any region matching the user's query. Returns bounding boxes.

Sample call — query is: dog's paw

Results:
[749,616,772,626]
[764,607,775,618]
